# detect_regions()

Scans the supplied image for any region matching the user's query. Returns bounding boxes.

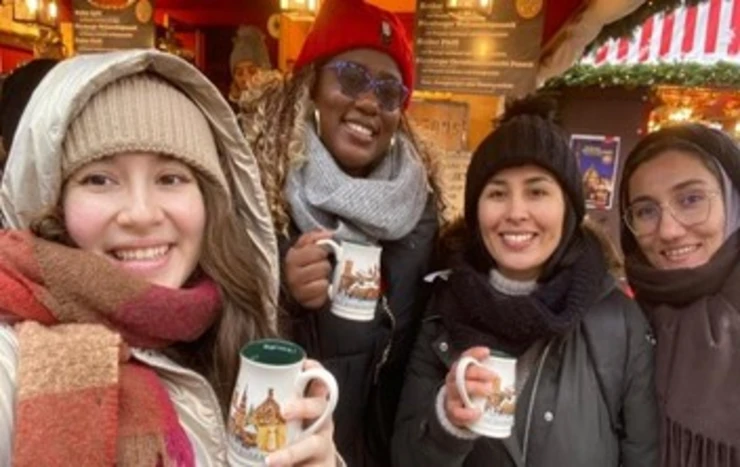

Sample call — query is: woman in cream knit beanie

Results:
[0,50,340,466]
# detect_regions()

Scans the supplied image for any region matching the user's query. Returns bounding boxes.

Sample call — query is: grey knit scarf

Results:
[285,125,429,243]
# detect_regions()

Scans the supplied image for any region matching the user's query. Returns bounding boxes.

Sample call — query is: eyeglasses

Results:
[623,189,720,236]
[323,60,408,112]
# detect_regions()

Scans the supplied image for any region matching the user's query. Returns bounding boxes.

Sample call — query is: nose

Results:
[116,186,164,229]
[505,193,529,222]
[656,209,687,241]
[354,88,381,114]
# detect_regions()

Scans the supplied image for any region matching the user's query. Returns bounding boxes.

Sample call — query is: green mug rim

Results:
[241,338,306,366]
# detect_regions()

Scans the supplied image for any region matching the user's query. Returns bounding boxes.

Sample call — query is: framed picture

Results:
[13,0,37,22]
[13,0,58,25]
[37,0,57,26]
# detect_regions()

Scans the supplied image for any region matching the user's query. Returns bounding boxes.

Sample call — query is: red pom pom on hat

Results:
[294,0,414,107]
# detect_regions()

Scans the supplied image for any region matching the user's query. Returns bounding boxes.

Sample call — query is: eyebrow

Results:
[671,179,709,191]
[487,175,557,186]
[629,179,710,204]
[376,70,402,81]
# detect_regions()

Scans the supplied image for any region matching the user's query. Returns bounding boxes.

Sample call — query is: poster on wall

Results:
[73,0,155,53]
[440,149,472,219]
[414,0,544,97]
[407,99,471,219]
[407,99,469,151]
[570,134,621,210]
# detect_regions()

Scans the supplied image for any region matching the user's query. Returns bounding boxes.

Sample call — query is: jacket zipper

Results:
[374,295,395,383]
[522,341,552,466]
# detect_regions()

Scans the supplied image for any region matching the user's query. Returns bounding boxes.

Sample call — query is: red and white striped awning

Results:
[582,0,740,66]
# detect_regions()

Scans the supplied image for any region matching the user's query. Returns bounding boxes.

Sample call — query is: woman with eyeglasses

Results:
[237,1,441,465]
[619,123,740,466]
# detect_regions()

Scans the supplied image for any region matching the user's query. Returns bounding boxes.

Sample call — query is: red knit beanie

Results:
[294,0,414,106]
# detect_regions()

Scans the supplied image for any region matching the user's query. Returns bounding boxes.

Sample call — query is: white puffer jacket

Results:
[0,50,281,466]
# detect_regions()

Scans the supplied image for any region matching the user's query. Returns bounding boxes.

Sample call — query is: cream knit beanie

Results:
[63,73,229,194]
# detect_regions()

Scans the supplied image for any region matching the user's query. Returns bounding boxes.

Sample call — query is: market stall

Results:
[547,0,740,246]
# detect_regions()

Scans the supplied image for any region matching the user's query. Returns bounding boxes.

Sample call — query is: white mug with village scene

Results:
[317,239,382,321]
[455,352,517,438]
[227,339,339,466]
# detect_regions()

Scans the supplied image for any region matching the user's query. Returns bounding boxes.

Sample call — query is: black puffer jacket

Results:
[280,198,438,467]
[392,276,659,467]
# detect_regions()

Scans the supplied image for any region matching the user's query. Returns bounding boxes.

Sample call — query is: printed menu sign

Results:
[407,99,469,151]
[414,0,544,97]
[73,0,155,53]
[440,149,472,219]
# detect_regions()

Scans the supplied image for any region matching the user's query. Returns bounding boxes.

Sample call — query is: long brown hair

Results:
[31,173,275,416]
[239,64,446,235]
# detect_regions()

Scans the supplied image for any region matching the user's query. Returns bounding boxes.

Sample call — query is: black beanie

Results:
[463,96,585,276]
[465,98,584,232]
[619,123,740,258]
[0,58,58,154]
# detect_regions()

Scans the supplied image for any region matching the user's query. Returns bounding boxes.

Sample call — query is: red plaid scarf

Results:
[0,230,221,466]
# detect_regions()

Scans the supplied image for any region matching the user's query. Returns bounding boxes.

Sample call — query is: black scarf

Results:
[440,233,607,356]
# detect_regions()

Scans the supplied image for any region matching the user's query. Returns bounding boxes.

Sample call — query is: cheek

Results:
[381,112,401,135]
[62,192,111,249]
[173,191,206,247]
[702,206,726,247]
[477,200,505,231]
[534,202,566,245]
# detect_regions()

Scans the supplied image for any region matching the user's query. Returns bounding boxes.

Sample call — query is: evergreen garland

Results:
[589,0,708,49]
[545,62,740,89]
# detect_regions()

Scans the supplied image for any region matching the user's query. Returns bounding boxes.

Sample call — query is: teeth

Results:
[113,246,169,261]
[664,245,698,259]
[502,233,535,244]
[346,122,373,136]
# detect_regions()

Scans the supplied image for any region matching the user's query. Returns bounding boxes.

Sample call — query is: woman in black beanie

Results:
[619,123,740,466]
[392,97,658,467]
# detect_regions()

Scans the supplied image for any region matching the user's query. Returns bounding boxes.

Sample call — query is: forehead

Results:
[79,152,191,169]
[330,48,402,79]
[488,164,558,183]
[628,149,721,198]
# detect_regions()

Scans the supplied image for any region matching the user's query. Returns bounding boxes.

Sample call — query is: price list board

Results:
[73,0,155,53]
[414,0,544,97]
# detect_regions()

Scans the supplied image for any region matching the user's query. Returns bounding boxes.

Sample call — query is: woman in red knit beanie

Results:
[239,1,443,465]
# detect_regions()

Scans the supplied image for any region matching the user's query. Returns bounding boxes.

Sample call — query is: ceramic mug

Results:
[454,352,517,438]
[227,339,339,466]
[317,239,382,321]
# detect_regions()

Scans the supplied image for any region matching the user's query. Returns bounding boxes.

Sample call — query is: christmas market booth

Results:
[546,0,740,247]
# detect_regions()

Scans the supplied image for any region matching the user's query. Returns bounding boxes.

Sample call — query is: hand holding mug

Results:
[453,349,517,438]
[284,230,335,309]
[444,346,495,428]
[227,340,339,466]
[265,360,338,467]
[315,239,383,322]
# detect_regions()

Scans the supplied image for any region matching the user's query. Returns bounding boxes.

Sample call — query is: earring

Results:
[314,109,321,138]
[389,134,397,152]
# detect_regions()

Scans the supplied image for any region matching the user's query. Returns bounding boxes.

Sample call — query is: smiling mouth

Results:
[499,233,538,248]
[110,245,171,262]
[661,244,700,261]
[344,121,377,141]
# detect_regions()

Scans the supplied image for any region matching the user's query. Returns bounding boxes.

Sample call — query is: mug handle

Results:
[454,356,482,409]
[293,367,339,438]
[316,239,342,299]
